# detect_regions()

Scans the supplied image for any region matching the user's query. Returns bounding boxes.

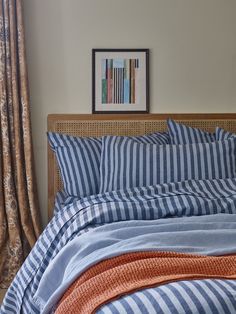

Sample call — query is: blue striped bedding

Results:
[167,119,216,144]
[33,213,236,313]
[216,127,236,140]
[1,178,236,313]
[98,279,236,314]
[100,136,236,193]
[47,131,169,198]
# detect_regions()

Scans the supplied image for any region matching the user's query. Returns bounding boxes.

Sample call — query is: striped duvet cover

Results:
[98,279,236,314]
[1,178,236,313]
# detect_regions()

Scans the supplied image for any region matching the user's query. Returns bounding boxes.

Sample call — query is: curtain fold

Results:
[0,0,41,288]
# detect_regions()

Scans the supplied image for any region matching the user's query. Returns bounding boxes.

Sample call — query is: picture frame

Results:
[92,49,149,113]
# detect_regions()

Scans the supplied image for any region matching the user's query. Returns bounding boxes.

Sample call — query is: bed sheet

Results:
[1,178,236,313]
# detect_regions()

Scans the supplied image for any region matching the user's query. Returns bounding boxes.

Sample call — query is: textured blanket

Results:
[33,213,236,313]
[55,251,236,314]
[1,177,236,314]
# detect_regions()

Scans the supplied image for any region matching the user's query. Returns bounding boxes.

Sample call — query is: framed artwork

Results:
[92,49,149,113]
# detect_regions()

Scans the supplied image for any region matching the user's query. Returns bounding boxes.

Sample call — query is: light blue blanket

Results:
[2,177,236,314]
[34,213,236,314]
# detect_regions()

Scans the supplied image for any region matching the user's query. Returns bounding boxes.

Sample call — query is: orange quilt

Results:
[55,251,236,314]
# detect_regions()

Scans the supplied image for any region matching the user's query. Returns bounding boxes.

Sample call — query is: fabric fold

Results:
[55,251,236,314]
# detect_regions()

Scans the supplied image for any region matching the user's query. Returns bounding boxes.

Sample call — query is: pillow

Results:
[99,136,236,193]
[47,131,170,198]
[48,132,101,198]
[215,127,236,141]
[167,119,215,144]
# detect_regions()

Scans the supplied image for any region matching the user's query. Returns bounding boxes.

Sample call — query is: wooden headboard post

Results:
[47,113,236,220]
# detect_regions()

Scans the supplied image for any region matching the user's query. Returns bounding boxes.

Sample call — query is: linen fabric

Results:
[99,136,236,193]
[47,131,170,198]
[215,127,236,141]
[2,177,236,313]
[167,119,215,144]
[98,278,236,314]
[55,251,236,314]
[47,132,101,197]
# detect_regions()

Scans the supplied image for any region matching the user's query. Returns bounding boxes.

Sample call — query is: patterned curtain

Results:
[0,0,41,288]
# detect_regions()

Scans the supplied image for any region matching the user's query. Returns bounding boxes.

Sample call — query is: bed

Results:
[1,113,236,314]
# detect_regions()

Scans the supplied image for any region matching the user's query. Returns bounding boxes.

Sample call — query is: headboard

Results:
[48,113,236,219]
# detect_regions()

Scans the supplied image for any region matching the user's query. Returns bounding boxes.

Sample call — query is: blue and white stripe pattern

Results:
[47,132,170,198]
[53,190,76,215]
[1,177,236,313]
[47,132,101,197]
[100,136,236,193]
[132,131,170,144]
[98,279,236,314]
[167,119,215,144]
[215,127,236,141]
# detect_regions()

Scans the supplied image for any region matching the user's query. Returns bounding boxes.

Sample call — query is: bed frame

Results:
[48,113,236,219]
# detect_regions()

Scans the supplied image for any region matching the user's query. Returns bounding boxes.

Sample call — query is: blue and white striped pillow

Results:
[215,127,236,141]
[48,131,170,198]
[100,136,236,193]
[48,132,101,198]
[167,119,215,144]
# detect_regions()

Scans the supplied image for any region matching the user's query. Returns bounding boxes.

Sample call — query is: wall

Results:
[23,0,236,227]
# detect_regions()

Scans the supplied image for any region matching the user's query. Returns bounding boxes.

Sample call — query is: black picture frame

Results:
[92,49,149,113]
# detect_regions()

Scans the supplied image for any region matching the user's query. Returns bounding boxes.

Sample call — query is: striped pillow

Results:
[48,131,170,198]
[100,136,236,193]
[215,127,236,140]
[48,132,101,198]
[167,119,215,144]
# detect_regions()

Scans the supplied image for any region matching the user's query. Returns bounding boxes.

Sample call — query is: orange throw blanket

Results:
[55,251,236,314]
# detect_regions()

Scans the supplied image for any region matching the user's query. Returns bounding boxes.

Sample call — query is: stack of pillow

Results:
[48,119,236,204]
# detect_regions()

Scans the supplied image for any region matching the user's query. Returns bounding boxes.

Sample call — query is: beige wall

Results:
[23,0,236,227]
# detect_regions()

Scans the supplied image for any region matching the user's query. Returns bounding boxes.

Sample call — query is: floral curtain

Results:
[0,0,41,288]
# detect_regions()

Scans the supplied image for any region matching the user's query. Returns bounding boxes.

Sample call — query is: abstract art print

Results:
[92,49,149,113]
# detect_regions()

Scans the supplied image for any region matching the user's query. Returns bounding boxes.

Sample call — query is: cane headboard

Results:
[47,113,236,219]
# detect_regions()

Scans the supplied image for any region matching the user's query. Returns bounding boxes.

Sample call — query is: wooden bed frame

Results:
[48,113,236,219]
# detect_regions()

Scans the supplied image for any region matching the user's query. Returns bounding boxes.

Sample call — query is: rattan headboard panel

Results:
[48,113,236,220]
